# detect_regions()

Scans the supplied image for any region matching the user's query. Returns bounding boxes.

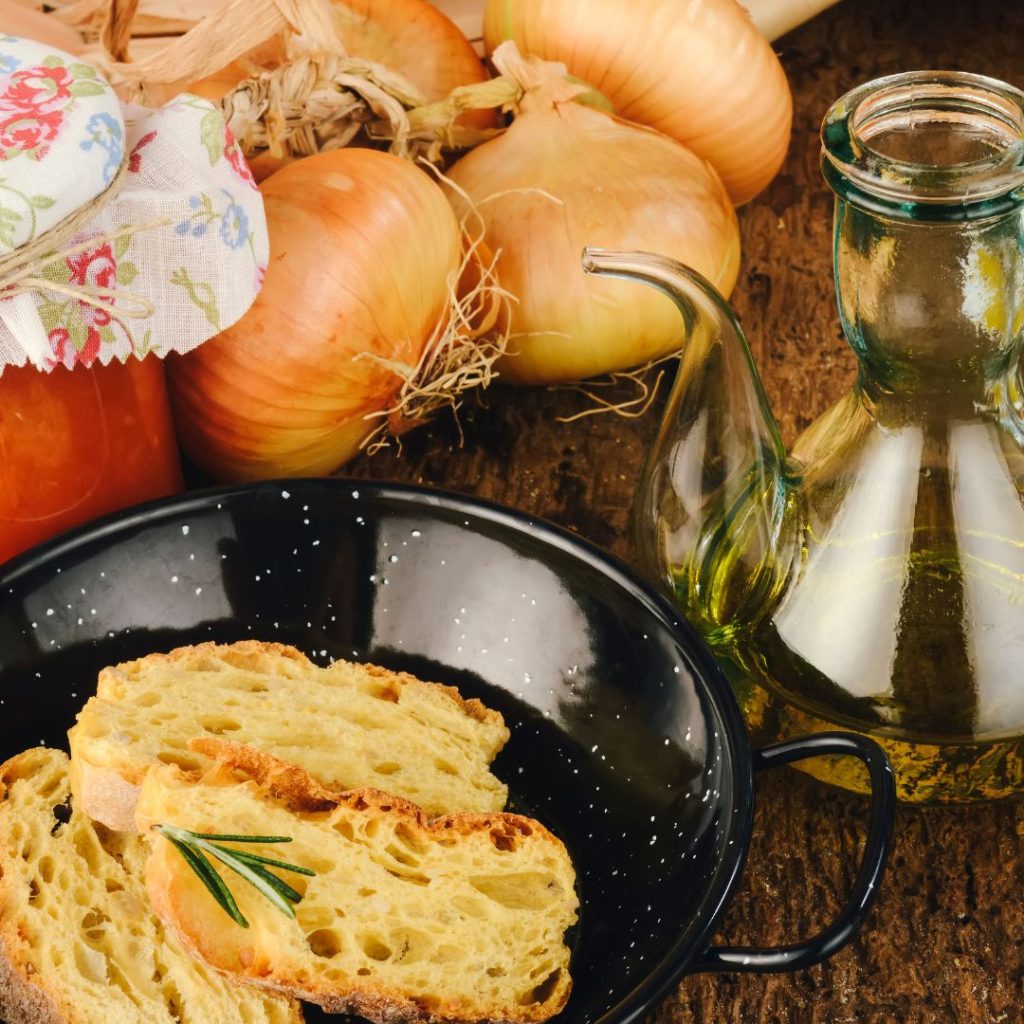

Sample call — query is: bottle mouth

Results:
[821,71,1024,220]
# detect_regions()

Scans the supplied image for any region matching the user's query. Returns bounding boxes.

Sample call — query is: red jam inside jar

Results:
[0,357,184,564]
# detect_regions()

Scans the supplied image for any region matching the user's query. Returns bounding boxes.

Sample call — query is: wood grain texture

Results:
[346,1,1024,1020]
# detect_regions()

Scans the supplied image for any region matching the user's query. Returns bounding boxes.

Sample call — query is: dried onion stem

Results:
[218,53,510,166]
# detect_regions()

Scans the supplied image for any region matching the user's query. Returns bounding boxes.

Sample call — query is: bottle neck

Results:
[834,198,1024,412]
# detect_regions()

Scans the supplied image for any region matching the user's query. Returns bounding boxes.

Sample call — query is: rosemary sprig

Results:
[153,824,316,929]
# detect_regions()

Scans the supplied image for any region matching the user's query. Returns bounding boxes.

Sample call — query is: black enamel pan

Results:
[0,480,895,1024]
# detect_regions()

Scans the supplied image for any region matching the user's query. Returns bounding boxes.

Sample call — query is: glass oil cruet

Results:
[585,71,1024,803]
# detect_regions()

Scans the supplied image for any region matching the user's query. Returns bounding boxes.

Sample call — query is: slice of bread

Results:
[70,641,510,831]
[0,747,301,1024]
[136,740,578,1024]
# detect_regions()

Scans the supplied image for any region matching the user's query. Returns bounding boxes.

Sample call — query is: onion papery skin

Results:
[331,0,495,128]
[447,99,740,386]
[168,148,462,481]
[1,3,84,52]
[483,0,792,204]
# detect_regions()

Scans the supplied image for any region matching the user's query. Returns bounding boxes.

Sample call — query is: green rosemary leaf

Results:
[220,847,317,877]
[194,837,298,919]
[158,831,249,929]
[182,832,293,844]
[155,822,200,845]
[216,853,304,904]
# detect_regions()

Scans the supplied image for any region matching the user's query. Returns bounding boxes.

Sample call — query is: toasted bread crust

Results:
[219,972,572,1024]
[343,659,497,727]
[96,641,307,700]
[0,930,65,1024]
[187,737,340,813]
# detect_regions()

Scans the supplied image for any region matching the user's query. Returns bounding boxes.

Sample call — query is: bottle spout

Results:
[582,246,755,354]
[581,246,779,429]
[582,246,718,300]
[582,246,794,632]
[582,246,673,278]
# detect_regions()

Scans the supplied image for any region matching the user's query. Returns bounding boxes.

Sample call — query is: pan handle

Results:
[692,732,896,974]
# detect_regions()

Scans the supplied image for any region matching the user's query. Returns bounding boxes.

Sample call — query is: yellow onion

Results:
[483,0,791,204]
[445,44,740,386]
[168,148,464,481]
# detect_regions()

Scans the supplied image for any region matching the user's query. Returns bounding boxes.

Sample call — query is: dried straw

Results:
[221,53,422,162]
[554,354,677,423]
[218,54,514,166]
[359,173,513,455]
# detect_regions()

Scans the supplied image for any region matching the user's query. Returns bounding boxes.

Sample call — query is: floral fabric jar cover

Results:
[0,34,269,373]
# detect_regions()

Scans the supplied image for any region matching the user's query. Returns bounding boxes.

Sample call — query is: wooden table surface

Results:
[346,1,1024,1021]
